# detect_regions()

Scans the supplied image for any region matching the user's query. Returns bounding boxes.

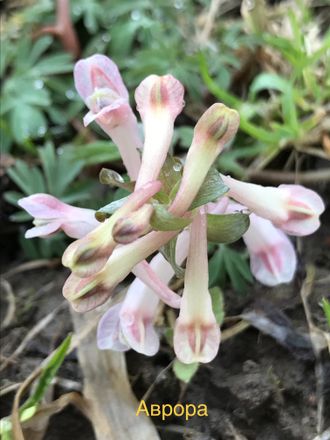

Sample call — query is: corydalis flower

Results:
[174,209,220,364]
[134,74,184,188]
[18,194,98,239]
[170,103,239,216]
[62,180,161,277]
[221,176,325,236]
[74,54,141,179]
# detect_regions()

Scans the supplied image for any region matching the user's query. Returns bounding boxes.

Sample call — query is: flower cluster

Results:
[19,55,325,364]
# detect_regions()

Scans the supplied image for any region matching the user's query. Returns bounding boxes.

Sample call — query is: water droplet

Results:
[174,0,184,10]
[65,90,75,100]
[102,34,111,43]
[34,79,44,90]
[173,161,183,172]
[131,10,141,21]
[38,126,46,136]
[57,147,64,155]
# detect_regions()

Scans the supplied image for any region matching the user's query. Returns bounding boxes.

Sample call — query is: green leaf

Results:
[38,142,57,194]
[158,155,183,198]
[151,204,191,231]
[208,247,225,287]
[209,286,225,325]
[321,298,330,328]
[222,246,252,294]
[99,168,134,191]
[10,104,47,143]
[173,359,199,383]
[21,334,72,413]
[32,54,73,76]
[95,196,129,222]
[207,213,250,243]
[161,236,184,279]
[0,335,72,436]
[7,160,46,195]
[190,168,228,210]
[29,36,53,64]
[65,141,121,166]
[250,73,291,98]
[3,190,24,206]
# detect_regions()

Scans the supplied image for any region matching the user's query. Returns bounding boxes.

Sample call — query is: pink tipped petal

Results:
[71,290,112,313]
[134,75,184,188]
[74,54,128,102]
[19,194,99,240]
[119,280,160,356]
[174,320,220,364]
[132,260,181,308]
[243,214,297,286]
[135,74,184,119]
[25,221,62,238]
[277,184,325,236]
[62,272,113,312]
[74,54,142,180]
[97,303,129,351]
[120,311,160,356]
[18,194,69,219]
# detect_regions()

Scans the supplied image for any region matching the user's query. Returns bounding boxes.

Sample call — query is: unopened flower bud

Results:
[170,104,239,216]
[62,181,161,277]
[112,204,154,244]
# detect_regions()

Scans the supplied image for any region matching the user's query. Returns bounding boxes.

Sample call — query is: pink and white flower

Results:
[221,176,325,236]
[18,194,98,239]
[74,54,142,179]
[174,209,220,364]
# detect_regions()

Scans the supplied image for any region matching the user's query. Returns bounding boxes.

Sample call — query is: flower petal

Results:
[74,54,128,102]
[134,75,185,188]
[18,194,69,219]
[174,209,220,364]
[62,272,112,313]
[25,221,62,238]
[135,74,184,119]
[97,302,129,351]
[170,104,239,216]
[244,214,297,286]
[132,260,181,308]
[174,320,220,364]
